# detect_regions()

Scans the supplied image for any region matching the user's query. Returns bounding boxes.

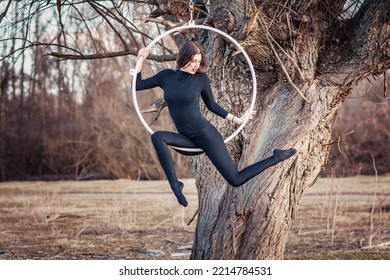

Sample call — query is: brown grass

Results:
[0,176,389,260]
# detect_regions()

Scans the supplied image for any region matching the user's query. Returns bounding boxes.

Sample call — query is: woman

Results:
[136,41,296,207]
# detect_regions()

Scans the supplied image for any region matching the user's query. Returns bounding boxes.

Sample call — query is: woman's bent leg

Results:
[151,131,196,207]
[232,148,296,186]
[194,125,296,187]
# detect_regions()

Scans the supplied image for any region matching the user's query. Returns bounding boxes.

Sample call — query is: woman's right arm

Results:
[135,48,163,91]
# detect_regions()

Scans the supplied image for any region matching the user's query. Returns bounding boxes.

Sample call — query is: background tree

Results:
[0,0,188,180]
[324,76,390,177]
[0,0,389,259]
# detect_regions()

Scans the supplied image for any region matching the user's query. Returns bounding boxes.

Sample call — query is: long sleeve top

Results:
[136,69,228,131]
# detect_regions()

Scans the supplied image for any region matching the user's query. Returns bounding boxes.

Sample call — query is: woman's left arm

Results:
[201,74,229,118]
[201,74,256,124]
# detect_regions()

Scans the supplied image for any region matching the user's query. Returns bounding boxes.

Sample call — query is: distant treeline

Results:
[0,54,193,181]
[323,76,390,177]
[1,54,388,181]
[1,1,388,181]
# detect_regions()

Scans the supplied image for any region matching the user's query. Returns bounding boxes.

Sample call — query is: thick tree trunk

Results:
[188,0,389,259]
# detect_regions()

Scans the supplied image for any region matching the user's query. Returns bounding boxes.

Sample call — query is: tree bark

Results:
[186,0,390,259]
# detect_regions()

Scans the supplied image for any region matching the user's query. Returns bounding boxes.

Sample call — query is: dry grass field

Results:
[0,175,389,260]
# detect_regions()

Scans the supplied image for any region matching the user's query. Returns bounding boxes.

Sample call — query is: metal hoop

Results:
[131,24,257,153]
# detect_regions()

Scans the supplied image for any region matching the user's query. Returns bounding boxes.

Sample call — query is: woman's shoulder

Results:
[197,71,209,76]
[150,68,175,81]
[196,72,210,83]
[159,68,176,75]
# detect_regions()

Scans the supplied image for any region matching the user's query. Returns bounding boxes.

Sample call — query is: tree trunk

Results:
[188,0,390,259]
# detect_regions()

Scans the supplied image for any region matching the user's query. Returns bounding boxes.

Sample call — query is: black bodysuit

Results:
[136,69,295,206]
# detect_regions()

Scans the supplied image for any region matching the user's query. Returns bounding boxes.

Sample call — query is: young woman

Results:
[136,41,296,207]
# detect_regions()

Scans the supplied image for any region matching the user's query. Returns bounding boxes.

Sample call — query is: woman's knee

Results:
[151,131,165,145]
[218,171,242,187]
[226,177,242,187]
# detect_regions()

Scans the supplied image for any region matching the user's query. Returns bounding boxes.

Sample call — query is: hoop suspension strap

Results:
[189,0,195,24]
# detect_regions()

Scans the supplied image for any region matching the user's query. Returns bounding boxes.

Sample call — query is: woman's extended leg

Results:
[151,131,197,207]
[190,124,296,187]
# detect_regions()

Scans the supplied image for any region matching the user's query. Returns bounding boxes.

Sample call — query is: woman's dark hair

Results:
[176,41,207,73]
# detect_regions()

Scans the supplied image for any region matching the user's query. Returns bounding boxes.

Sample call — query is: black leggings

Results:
[151,122,280,188]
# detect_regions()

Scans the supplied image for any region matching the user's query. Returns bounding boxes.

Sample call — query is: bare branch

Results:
[141,17,183,28]
[141,16,205,27]
[384,71,388,98]
[0,0,13,24]
[258,11,309,102]
[267,29,305,81]
[86,0,129,50]
[68,3,99,53]
[109,0,141,49]
[321,0,390,77]
[140,95,167,126]
[0,38,83,63]
[48,50,176,62]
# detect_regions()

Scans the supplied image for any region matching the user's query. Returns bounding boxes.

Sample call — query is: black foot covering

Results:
[171,181,188,207]
[273,148,297,162]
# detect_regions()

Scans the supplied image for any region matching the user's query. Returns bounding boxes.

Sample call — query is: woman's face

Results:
[180,54,202,74]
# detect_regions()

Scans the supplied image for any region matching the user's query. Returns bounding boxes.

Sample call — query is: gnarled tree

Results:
[144,0,389,260]
[1,0,389,259]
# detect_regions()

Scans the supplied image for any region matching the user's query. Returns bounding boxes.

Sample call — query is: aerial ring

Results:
[131,24,257,153]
